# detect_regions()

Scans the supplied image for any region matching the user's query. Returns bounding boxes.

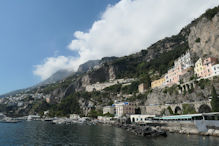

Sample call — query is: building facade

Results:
[85,78,135,92]
[114,102,135,117]
[212,64,219,77]
[165,51,193,86]
[103,106,115,115]
[194,58,204,77]
[138,83,147,93]
[151,77,165,89]
[194,57,218,78]
[130,114,155,123]
[202,57,217,78]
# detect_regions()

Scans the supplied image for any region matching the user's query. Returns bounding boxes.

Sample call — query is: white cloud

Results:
[33,56,79,80]
[34,0,219,80]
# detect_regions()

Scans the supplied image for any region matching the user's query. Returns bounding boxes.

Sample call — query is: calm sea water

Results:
[0,121,219,146]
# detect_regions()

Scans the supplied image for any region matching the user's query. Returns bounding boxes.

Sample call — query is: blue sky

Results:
[0,0,119,95]
[0,0,218,95]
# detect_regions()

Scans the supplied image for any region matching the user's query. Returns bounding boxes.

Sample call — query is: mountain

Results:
[38,69,74,85]
[77,57,118,73]
[77,60,100,73]
[0,70,74,98]
[1,6,219,117]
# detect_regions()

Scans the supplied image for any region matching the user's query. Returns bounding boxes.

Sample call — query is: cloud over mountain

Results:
[34,0,219,80]
[33,56,77,80]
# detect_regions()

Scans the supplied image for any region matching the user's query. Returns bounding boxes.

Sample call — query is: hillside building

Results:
[114,102,135,117]
[103,106,115,115]
[165,51,193,86]
[194,58,204,77]
[138,83,147,93]
[194,57,218,78]
[151,77,165,89]
[202,57,218,78]
[212,64,219,77]
[85,78,135,92]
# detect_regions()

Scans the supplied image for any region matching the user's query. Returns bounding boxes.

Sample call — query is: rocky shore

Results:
[160,123,219,137]
[114,123,167,137]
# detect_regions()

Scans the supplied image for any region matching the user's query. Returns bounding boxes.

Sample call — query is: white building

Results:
[212,64,219,77]
[130,114,156,123]
[85,78,135,92]
[70,114,80,120]
[27,115,41,121]
[174,51,193,70]
[114,102,135,117]
[103,106,115,115]
[97,116,113,123]
[165,51,193,86]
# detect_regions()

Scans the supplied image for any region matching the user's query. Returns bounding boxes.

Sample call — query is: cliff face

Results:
[189,13,219,58]
[146,13,219,106]
[77,60,100,73]
[49,7,219,98]
[146,85,211,106]
[80,64,116,88]
[2,6,219,117]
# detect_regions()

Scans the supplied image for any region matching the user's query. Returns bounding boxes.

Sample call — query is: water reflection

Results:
[0,121,219,146]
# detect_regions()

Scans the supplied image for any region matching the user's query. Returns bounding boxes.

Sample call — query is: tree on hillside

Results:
[211,86,219,112]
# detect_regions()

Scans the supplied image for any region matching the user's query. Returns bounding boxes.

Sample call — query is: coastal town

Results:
[0,0,219,145]
[1,49,219,137]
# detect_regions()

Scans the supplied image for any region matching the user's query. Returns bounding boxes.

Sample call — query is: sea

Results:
[0,121,219,146]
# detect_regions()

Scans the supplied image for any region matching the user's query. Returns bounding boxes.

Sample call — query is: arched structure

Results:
[198,104,211,113]
[175,106,182,114]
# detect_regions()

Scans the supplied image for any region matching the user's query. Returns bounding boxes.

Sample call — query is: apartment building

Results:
[194,57,218,78]
[151,77,165,89]
[114,102,135,117]
[138,83,147,93]
[103,106,115,115]
[194,58,204,77]
[202,57,217,78]
[165,51,193,86]
[212,64,219,76]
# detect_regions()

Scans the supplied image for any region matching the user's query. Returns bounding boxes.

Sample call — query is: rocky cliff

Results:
[42,6,219,104]
[189,11,219,58]
[1,6,219,117]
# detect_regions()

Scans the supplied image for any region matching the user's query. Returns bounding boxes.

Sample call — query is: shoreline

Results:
[98,119,219,137]
[4,115,219,138]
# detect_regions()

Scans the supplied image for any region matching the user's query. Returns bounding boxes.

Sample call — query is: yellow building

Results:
[151,77,165,89]
[194,58,204,77]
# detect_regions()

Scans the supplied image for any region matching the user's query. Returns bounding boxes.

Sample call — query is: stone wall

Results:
[85,78,135,92]
[145,101,211,115]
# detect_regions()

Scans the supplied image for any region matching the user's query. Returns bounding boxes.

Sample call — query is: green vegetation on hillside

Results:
[182,104,196,114]
[167,106,174,115]
[203,6,219,20]
[163,85,178,95]
[113,42,189,84]
[211,86,219,112]
[49,93,81,117]
[104,84,122,93]
[196,79,211,89]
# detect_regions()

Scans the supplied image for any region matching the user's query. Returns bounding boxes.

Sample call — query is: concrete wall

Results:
[195,120,219,132]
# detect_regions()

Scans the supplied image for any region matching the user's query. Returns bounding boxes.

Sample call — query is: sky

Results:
[0,0,218,95]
